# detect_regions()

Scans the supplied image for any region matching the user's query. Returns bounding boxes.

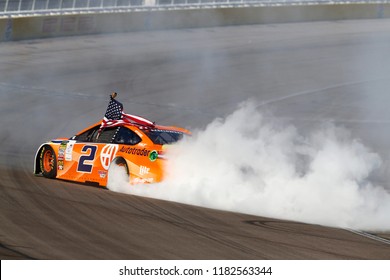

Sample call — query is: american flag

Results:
[104,96,123,120]
[99,95,154,132]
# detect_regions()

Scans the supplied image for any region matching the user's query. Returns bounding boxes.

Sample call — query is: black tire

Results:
[39,145,57,179]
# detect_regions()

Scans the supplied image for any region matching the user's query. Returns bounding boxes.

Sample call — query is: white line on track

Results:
[346,229,390,246]
[256,77,388,107]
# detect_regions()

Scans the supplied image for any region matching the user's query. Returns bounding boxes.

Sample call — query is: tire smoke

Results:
[108,101,390,231]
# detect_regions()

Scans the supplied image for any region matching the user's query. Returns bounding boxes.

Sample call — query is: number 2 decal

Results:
[77,145,97,173]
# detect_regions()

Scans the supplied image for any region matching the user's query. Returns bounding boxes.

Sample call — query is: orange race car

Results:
[34,94,190,187]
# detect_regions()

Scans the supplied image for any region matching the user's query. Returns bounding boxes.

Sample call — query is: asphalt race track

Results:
[1,19,390,259]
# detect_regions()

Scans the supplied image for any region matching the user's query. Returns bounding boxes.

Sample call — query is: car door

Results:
[57,127,119,185]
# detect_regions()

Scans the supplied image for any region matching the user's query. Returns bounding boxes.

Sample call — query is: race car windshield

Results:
[145,130,184,145]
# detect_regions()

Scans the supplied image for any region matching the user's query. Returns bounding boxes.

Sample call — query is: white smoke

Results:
[108,101,390,231]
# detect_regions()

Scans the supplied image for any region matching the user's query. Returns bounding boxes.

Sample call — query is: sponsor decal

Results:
[65,141,75,161]
[98,170,107,179]
[148,150,158,162]
[133,177,154,184]
[139,165,150,176]
[120,146,150,157]
[100,144,118,170]
[58,142,67,161]
[58,143,66,171]
[58,160,64,170]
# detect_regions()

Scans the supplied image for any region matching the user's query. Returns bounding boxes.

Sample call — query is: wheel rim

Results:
[43,149,54,173]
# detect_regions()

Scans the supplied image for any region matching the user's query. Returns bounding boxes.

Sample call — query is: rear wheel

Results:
[107,157,129,189]
[39,145,57,179]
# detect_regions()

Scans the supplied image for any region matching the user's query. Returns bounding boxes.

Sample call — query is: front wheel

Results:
[39,145,57,179]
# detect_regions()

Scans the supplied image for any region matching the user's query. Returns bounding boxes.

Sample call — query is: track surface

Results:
[1,19,390,259]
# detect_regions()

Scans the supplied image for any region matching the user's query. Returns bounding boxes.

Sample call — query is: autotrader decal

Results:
[120,146,150,157]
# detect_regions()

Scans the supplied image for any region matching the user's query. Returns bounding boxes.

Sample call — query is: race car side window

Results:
[73,125,100,142]
[93,127,119,143]
[113,127,141,145]
[145,130,184,145]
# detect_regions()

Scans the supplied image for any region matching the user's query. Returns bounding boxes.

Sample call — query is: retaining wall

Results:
[1,4,389,41]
